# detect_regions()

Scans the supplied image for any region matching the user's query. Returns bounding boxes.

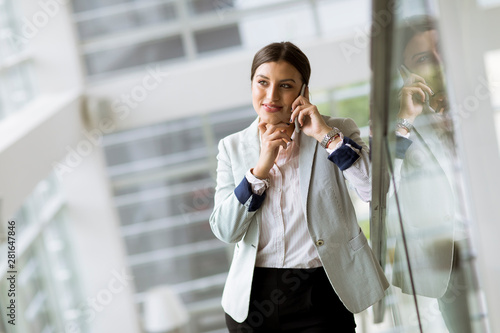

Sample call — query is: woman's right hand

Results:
[252,121,291,179]
[398,69,434,122]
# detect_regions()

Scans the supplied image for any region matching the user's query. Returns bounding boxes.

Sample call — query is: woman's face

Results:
[403,29,447,112]
[251,61,303,125]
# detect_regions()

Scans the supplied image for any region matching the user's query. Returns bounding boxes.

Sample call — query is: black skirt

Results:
[225,266,356,332]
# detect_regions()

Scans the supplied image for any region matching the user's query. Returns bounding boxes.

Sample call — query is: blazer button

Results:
[315,239,324,246]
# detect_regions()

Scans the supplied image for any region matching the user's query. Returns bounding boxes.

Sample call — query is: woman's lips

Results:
[262,104,283,113]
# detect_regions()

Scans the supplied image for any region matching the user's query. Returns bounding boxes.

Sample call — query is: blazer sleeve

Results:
[328,117,371,202]
[209,138,262,244]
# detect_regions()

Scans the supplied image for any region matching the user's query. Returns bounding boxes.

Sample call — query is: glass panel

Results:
[42,210,87,330]
[0,0,25,57]
[372,1,486,332]
[194,24,242,54]
[15,245,55,333]
[0,0,35,122]
[85,35,184,75]
[116,182,214,225]
[483,49,500,153]
[103,117,205,166]
[208,106,256,142]
[2,172,87,332]
[10,173,59,237]
[76,2,178,40]
[235,0,292,10]
[113,172,210,196]
[477,0,500,7]
[71,0,133,13]
[0,57,35,120]
[130,248,228,294]
[124,218,216,255]
[188,0,235,15]
[179,284,225,304]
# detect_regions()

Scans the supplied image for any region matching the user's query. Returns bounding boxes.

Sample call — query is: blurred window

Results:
[0,173,88,332]
[75,2,178,40]
[85,35,184,75]
[477,0,500,7]
[194,24,241,54]
[188,0,235,15]
[70,0,374,78]
[484,49,500,152]
[0,0,36,122]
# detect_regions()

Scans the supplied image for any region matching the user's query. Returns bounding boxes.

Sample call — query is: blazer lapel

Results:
[412,118,454,182]
[299,131,317,215]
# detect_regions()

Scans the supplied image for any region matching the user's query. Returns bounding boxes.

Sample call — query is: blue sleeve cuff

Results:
[327,136,362,171]
[234,177,266,212]
[396,136,413,159]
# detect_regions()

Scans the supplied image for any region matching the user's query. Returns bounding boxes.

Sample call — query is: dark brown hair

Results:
[250,41,311,86]
[399,15,437,54]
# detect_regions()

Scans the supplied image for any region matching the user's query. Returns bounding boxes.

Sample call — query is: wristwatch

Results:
[320,127,341,148]
[396,118,413,132]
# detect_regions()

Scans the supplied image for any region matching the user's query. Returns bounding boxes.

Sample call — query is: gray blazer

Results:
[389,115,456,298]
[210,116,389,323]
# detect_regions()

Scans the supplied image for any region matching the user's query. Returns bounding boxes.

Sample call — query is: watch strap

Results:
[320,127,341,148]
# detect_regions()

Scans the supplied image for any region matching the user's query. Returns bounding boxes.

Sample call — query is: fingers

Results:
[403,86,426,103]
[412,81,434,98]
[401,83,433,104]
[290,104,315,127]
[258,121,292,144]
[260,131,289,153]
[291,92,310,112]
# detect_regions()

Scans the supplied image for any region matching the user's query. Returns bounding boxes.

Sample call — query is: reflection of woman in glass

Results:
[391,16,472,333]
[210,42,388,332]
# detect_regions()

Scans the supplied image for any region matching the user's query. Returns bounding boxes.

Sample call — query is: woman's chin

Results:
[259,114,288,125]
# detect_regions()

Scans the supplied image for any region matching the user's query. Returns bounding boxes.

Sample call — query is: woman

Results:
[390,16,472,333]
[209,41,388,332]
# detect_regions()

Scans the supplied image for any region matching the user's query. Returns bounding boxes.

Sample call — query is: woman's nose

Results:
[266,84,280,101]
[432,50,442,66]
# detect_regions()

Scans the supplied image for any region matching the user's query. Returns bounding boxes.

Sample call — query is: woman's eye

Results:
[258,80,268,86]
[281,84,292,88]
[416,55,429,63]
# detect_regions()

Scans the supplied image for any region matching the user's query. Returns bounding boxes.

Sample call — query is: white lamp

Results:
[143,285,190,333]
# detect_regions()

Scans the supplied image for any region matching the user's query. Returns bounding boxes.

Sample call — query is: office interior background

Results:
[1,0,499,332]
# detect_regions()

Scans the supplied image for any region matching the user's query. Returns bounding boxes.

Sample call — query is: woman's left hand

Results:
[290,86,332,142]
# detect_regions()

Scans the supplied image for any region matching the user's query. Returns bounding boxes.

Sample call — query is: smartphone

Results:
[400,64,435,113]
[294,83,307,133]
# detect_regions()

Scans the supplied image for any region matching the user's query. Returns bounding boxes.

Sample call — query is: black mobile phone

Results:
[294,83,307,133]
